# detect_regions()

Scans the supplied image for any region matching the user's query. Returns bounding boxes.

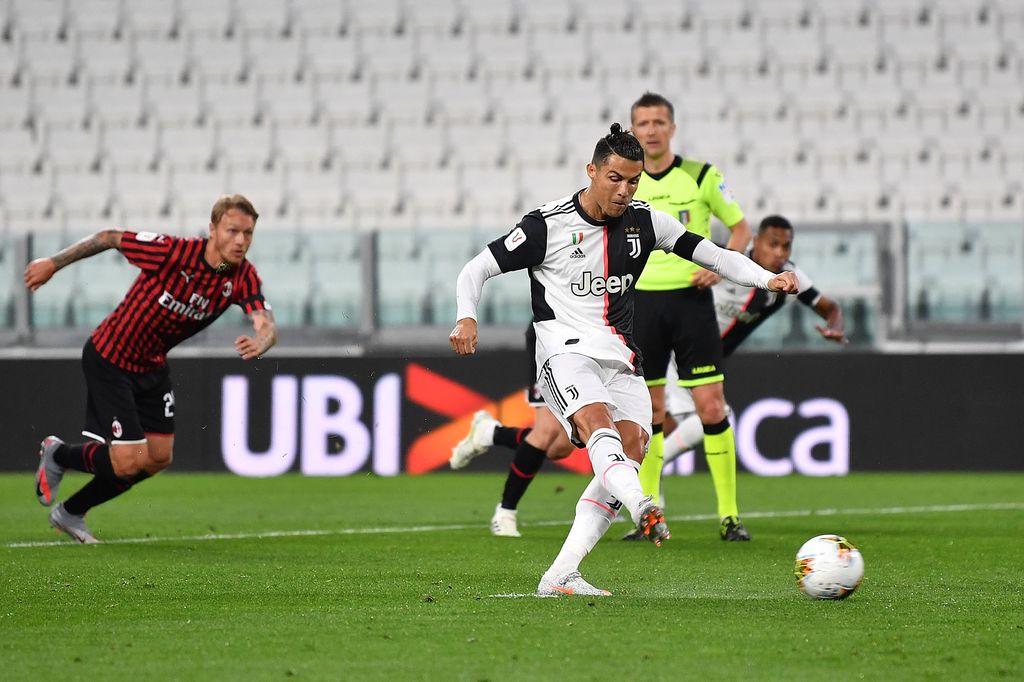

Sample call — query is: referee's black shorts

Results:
[633,287,725,388]
[81,340,175,444]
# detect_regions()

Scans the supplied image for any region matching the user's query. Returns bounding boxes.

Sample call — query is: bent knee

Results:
[546,440,576,460]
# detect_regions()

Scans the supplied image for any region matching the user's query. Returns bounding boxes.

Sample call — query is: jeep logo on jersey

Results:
[570,271,635,297]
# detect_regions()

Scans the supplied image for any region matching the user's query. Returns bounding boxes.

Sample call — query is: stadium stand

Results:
[0,0,1021,335]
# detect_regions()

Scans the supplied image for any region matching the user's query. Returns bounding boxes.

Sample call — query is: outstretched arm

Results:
[24,229,123,291]
[450,249,502,355]
[673,232,798,293]
[691,217,752,288]
[812,295,847,343]
[236,308,278,360]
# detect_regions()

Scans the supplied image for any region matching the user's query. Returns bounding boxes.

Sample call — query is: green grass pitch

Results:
[2,472,1022,681]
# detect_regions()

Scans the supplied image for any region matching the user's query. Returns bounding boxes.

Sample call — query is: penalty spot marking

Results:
[5,501,1023,549]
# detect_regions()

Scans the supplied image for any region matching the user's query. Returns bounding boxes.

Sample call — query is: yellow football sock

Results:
[704,423,738,520]
[638,428,664,504]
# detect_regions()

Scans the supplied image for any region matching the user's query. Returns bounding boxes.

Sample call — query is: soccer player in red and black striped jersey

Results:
[25,195,277,543]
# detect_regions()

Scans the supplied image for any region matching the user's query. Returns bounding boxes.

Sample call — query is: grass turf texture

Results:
[2,472,1022,681]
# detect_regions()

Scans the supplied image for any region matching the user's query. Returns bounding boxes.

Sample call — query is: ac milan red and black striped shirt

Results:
[90,231,268,373]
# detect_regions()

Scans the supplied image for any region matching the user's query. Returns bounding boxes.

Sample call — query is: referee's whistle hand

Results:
[768,271,799,294]
[449,318,478,356]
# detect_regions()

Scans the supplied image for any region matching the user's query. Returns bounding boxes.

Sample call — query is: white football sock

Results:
[663,413,704,464]
[545,476,619,578]
[587,428,646,523]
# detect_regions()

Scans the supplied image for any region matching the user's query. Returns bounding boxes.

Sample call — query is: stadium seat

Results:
[402,166,463,222]
[96,125,159,174]
[354,33,418,80]
[377,255,429,325]
[122,0,177,38]
[272,123,333,171]
[0,128,42,173]
[86,81,144,128]
[43,126,102,173]
[189,33,247,82]
[431,78,493,125]
[304,35,360,81]
[517,164,577,213]
[530,29,590,80]
[459,165,520,223]
[285,167,344,217]
[332,121,389,168]
[29,82,90,128]
[457,2,517,34]
[52,168,114,218]
[255,76,316,126]
[142,79,203,127]
[225,166,286,217]
[235,0,291,38]
[0,169,54,220]
[347,0,404,35]
[177,0,234,38]
[343,167,402,216]
[490,76,551,124]
[404,1,460,33]
[546,75,610,124]
[315,78,375,126]
[6,0,68,39]
[252,259,313,326]
[519,0,575,32]
[447,121,507,169]
[131,37,189,82]
[308,256,361,327]
[506,120,566,167]
[0,83,32,129]
[416,29,477,80]
[157,125,217,170]
[475,31,531,80]
[77,35,133,84]
[246,37,304,82]
[375,77,433,126]
[218,124,275,170]
[389,122,449,169]
[200,79,261,127]
[110,167,171,218]
[168,167,230,225]
[19,35,78,84]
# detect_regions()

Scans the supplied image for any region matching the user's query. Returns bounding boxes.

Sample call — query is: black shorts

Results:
[525,323,544,406]
[81,340,175,443]
[633,287,725,388]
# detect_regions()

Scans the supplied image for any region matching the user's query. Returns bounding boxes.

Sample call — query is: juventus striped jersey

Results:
[90,231,268,373]
[715,256,819,356]
[456,190,780,374]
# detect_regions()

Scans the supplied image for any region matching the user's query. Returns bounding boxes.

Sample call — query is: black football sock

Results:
[63,471,152,516]
[493,426,530,450]
[54,441,116,479]
[500,440,546,510]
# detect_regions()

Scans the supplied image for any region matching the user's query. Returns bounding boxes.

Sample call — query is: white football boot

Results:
[537,571,612,597]
[490,504,521,537]
[49,503,99,544]
[449,410,499,469]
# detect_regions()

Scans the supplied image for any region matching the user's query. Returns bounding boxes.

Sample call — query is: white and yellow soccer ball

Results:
[794,534,865,599]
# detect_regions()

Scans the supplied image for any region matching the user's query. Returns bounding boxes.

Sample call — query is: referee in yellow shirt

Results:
[628,92,752,541]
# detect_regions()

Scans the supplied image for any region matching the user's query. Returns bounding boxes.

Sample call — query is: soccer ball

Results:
[794,534,864,599]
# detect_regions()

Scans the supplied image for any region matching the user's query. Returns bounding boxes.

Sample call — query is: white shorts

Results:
[539,353,653,447]
[665,358,697,417]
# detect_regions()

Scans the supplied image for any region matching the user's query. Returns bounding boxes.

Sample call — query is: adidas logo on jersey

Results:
[569,248,586,259]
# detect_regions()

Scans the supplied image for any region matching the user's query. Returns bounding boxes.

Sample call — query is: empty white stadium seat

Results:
[77,35,133,83]
[110,167,171,217]
[218,124,275,169]
[158,125,217,170]
[0,128,42,172]
[273,123,333,170]
[87,81,145,127]
[285,167,344,216]
[143,79,203,127]
[44,126,101,172]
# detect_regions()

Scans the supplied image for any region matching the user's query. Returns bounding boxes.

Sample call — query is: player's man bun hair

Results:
[592,123,644,167]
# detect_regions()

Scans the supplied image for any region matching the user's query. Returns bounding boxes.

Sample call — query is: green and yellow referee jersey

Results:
[634,156,745,291]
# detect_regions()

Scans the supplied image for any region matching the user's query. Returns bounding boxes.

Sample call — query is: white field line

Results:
[5,501,1023,550]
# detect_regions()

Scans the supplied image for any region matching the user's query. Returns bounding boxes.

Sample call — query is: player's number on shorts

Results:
[163,391,175,418]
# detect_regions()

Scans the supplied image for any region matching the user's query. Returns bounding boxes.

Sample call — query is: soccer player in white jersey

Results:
[661,214,847,467]
[449,125,799,596]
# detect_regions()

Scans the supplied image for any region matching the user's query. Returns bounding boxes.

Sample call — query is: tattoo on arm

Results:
[51,230,122,270]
